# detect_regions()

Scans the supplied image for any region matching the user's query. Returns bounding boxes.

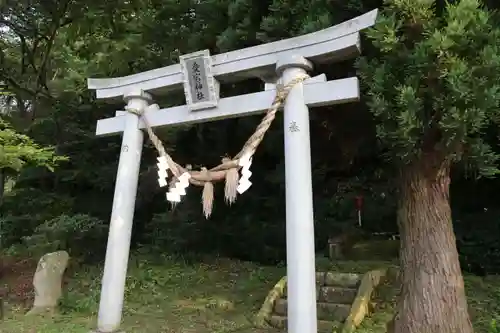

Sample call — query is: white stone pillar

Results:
[95,90,151,333]
[276,55,318,333]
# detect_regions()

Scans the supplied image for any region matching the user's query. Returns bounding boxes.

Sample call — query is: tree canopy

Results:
[358,0,500,176]
[0,118,65,173]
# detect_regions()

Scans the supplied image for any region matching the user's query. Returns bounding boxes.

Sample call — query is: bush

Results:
[0,189,74,248]
[144,211,203,254]
[454,209,500,275]
[0,214,44,249]
[22,214,107,260]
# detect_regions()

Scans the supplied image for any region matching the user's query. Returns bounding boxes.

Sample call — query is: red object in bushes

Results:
[355,195,363,210]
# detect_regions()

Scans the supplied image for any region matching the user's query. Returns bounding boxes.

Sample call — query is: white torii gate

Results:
[88,9,377,333]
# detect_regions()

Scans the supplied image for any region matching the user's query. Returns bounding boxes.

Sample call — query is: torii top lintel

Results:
[87,9,378,100]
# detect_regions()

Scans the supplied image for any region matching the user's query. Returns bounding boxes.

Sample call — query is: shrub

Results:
[22,214,107,260]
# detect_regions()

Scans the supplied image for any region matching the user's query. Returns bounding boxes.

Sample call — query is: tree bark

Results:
[393,158,473,333]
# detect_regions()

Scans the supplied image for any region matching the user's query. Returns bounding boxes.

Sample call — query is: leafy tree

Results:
[0,0,393,259]
[357,0,500,331]
[0,118,67,203]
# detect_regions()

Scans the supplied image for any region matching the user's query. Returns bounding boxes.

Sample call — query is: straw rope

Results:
[126,73,309,217]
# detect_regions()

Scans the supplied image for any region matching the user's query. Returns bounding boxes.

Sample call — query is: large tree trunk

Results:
[393,159,473,333]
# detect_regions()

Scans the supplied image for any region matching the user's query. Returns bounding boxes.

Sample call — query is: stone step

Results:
[319,286,357,304]
[283,286,357,304]
[274,299,351,322]
[268,315,342,333]
[321,272,361,288]
[285,272,361,288]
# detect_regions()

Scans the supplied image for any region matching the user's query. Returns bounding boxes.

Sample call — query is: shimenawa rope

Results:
[126,73,310,218]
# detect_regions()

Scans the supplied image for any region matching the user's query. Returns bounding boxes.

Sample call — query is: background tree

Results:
[357,0,500,332]
[0,117,66,204]
[3,0,500,314]
[1,0,395,260]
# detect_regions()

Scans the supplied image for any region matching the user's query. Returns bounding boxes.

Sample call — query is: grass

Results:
[1,254,500,333]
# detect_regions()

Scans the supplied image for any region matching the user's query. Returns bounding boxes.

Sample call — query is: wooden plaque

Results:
[179,50,219,111]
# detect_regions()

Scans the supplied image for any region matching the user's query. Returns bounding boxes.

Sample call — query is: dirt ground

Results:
[1,257,37,310]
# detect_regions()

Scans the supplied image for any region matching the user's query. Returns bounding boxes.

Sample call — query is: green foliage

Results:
[2,256,500,333]
[59,266,101,314]
[22,214,107,259]
[139,173,397,264]
[0,215,43,249]
[2,0,392,267]
[489,319,500,333]
[1,0,499,281]
[0,118,67,172]
[357,0,500,175]
[454,208,500,274]
[0,189,74,248]
[2,255,286,332]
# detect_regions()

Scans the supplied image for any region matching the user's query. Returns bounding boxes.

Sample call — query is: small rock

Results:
[26,251,69,316]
